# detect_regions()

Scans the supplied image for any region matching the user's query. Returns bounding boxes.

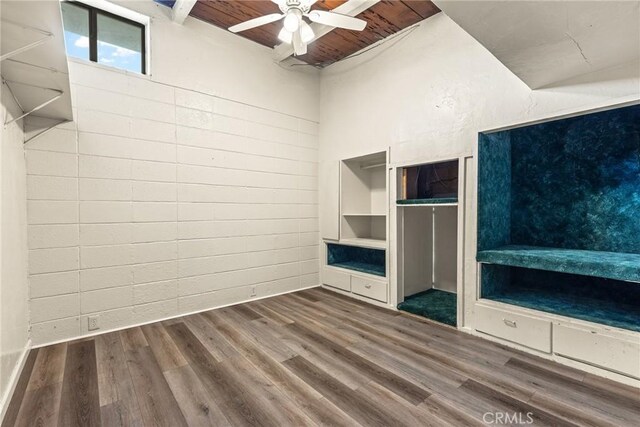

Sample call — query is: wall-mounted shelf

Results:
[397,197,458,206]
[342,213,387,217]
[477,245,640,283]
[339,237,387,250]
[1,2,73,141]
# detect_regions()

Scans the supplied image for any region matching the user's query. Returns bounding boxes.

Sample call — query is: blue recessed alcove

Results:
[477,104,640,332]
[327,244,386,277]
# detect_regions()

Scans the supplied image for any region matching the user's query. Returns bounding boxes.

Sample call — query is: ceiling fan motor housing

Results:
[279,0,313,14]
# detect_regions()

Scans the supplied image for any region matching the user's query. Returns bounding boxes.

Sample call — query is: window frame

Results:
[64,1,146,74]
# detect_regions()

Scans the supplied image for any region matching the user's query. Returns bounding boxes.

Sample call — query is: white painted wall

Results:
[0,85,30,414]
[319,13,640,324]
[121,0,320,121]
[25,1,320,346]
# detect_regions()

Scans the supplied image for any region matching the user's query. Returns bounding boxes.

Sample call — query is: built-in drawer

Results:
[322,266,351,291]
[351,275,387,302]
[553,324,640,379]
[475,304,552,353]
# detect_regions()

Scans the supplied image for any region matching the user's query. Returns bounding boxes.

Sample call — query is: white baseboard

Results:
[0,339,32,424]
[33,285,321,349]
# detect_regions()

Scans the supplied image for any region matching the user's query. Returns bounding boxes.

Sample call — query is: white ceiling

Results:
[434,0,640,89]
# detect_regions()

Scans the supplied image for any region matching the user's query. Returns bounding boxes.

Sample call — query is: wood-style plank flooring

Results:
[3,287,639,426]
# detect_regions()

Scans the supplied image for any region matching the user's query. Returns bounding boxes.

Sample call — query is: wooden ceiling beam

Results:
[172,0,198,24]
[272,0,381,62]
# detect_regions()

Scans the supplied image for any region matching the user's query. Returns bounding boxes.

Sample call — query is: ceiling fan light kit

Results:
[283,8,302,32]
[277,27,293,44]
[228,0,368,56]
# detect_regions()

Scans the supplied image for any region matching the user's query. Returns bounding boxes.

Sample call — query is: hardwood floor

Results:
[3,287,639,426]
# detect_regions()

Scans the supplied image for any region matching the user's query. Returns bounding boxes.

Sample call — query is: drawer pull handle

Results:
[365,284,372,289]
[503,318,517,328]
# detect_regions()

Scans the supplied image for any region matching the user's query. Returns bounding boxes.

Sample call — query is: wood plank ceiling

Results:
[189,0,441,67]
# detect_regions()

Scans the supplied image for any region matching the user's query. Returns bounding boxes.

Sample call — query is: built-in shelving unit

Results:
[475,104,640,380]
[322,150,390,304]
[340,151,388,246]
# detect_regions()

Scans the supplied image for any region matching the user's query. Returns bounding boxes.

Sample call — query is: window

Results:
[61,1,146,74]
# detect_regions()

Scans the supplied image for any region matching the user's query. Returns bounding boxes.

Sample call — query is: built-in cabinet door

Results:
[553,324,640,379]
[320,160,340,241]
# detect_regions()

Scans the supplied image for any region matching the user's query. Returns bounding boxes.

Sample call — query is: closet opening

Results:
[397,160,459,327]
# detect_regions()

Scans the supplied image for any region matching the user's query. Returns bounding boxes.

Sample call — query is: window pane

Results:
[61,2,90,60]
[97,13,143,73]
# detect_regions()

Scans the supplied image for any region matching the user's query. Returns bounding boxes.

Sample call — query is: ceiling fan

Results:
[228,0,368,56]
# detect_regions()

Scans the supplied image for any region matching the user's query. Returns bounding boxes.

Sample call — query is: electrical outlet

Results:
[88,315,100,331]
[250,286,257,297]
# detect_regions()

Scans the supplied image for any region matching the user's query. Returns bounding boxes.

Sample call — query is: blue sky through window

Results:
[64,32,142,73]
[97,39,142,73]
[64,31,89,60]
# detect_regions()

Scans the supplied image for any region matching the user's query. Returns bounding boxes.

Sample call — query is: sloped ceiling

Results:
[434,0,640,89]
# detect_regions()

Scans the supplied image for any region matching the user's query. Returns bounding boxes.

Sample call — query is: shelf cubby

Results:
[341,152,387,217]
[398,159,458,203]
[327,243,386,277]
[481,264,640,332]
[341,215,386,241]
[340,151,387,242]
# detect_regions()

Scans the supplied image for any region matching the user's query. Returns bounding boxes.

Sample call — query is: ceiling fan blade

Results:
[292,30,307,56]
[306,10,367,31]
[228,13,284,33]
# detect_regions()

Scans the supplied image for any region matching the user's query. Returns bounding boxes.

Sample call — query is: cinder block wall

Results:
[26,62,319,345]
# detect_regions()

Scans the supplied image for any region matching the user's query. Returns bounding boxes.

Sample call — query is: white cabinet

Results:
[351,275,387,302]
[321,266,351,292]
[474,304,552,353]
[553,324,640,379]
[322,265,388,303]
[474,301,640,381]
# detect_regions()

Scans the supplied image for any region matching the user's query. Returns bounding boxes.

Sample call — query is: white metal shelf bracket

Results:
[0,20,53,62]
[24,119,70,145]
[2,78,64,127]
